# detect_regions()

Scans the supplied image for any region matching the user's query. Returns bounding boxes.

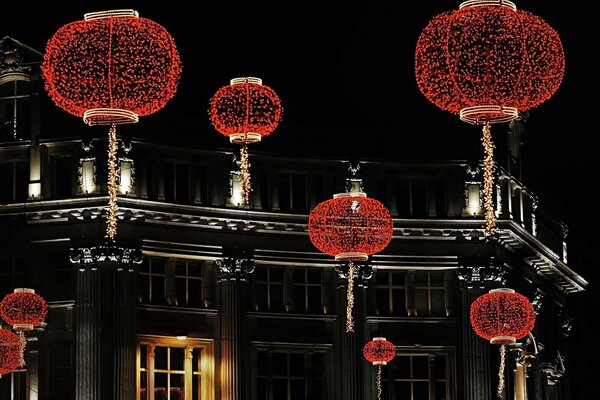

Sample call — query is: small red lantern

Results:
[309,193,393,332]
[209,77,282,204]
[363,337,396,400]
[470,288,535,397]
[42,9,181,240]
[415,1,564,237]
[0,288,48,367]
[0,329,20,377]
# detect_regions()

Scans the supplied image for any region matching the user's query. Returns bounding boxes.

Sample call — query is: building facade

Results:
[0,38,587,400]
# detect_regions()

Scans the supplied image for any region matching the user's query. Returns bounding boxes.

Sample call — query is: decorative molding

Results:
[334,263,373,288]
[215,258,255,282]
[532,289,544,315]
[69,240,143,271]
[456,257,507,289]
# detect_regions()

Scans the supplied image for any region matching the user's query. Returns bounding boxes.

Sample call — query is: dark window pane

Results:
[413,382,429,399]
[272,379,288,399]
[256,284,268,311]
[188,278,202,307]
[151,259,165,275]
[434,356,446,379]
[145,160,156,200]
[270,284,284,312]
[396,180,411,217]
[307,286,321,314]
[193,375,200,400]
[176,262,187,276]
[395,381,411,399]
[415,289,429,316]
[392,272,405,286]
[15,161,28,202]
[256,268,268,281]
[430,290,445,317]
[188,262,202,277]
[291,174,307,213]
[412,356,429,379]
[430,273,444,286]
[270,268,284,282]
[54,157,73,199]
[140,345,147,368]
[138,275,149,303]
[278,173,291,213]
[257,351,267,376]
[0,163,13,203]
[435,382,447,400]
[293,268,305,282]
[293,286,306,313]
[377,288,390,315]
[290,380,305,400]
[392,288,406,316]
[257,377,267,400]
[376,271,389,285]
[272,353,287,375]
[170,348,185,371]
[193,348,201,372]
[307,269,321,284]
[396,356,410,378]
[435,179,447,217]
[290,353,304,376]
[152,276,165,305]
[175,163,190,203]
[164,163,175,202]
[176,278,186,306]
[154,347,168,370]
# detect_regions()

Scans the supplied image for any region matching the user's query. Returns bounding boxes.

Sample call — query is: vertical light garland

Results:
[240,144,251,203]
[106,124,118,240]
[17,331,26,367]
[497,344,507,398]
[346,262,355,333]
[376,365,382,400]
[482,122,496,237]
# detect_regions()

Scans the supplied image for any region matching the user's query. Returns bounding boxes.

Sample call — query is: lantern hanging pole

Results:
[482,122,496,238]
[346,261,355,333]
[497,344,507,398]
[106,124,118,240]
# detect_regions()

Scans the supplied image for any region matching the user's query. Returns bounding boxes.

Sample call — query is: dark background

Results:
[2,1,598,397]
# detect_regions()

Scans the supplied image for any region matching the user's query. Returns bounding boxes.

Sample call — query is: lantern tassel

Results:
[482,122,496,238]
[346,261,355,333]
[497,344,506,398]
[106,124,118,241]
[240,143,252,204]
[377,365,382,400]
[17,331,26,367]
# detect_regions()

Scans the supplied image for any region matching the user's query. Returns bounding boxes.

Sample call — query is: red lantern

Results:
[309,193,393,332]
[0,329,20,377]
[363,338,396,400]
[209,77,282,204]
[470,288,535,397]
[415,1,564,237]
[0,288,48,367]
[42,9,181,240]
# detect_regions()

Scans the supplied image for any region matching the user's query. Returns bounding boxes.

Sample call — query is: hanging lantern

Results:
[470,288,535,398]
[209,77,282,204]
[415,0,564,237]
[363,337,396,400]
[309,193,393,332]
[0,329,20,377]
[42,9,181,240]
[0,289,48,367]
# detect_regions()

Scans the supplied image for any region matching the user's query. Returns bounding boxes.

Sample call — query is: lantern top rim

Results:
[333,192,367,199]
[459,0,517,11]
[230,77,263,86]
[489,288,515,294]
[84,9,139,21]
[13,288,35,294]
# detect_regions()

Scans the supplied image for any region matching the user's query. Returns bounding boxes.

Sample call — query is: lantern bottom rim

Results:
[460,105,518,125]
[335,252,369,262]
[229,132,262,145]
[490,335,516,345]
[13,323,34,332]
[83,108,139,126]
[372,361,387,366]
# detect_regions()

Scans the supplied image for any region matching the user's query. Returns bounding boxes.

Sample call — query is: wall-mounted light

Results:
[228,171,244,207]
[118,158,134,194]
[78,157,96,194]
[466,183,482,215]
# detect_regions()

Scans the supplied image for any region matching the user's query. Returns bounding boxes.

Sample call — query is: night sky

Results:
[2,1,599,396]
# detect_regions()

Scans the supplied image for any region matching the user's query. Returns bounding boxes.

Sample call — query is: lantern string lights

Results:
[416,0,565,237]
[346,262,355,332]
[363,338,396,400]
[0,288,48,368]
[470,288,536,399]
[482,122,496,237]
[0,329,20,377]
[42,10,181,240]
[209,77,282,205]
[309,192,393,333]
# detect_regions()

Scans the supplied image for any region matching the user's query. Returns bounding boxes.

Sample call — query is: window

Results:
[415,272,446,317]
[0,256,28,296]
[0,161,28,203]
[139,258,166,305]
[49,341,74,400]
[375,271,406,316]
[277,173,307,213]
[256,348,328,400]
[52,156,73,199]
[137,337,214,400]
[396,179,428,218]
[382,351,452,400]
[164,163,191,204]
[175,260,203,307]
[255,267,285,312]
[292,268,322,314]
[0,368,26,400]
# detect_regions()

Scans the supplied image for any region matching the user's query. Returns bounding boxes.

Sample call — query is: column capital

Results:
[69,239,143,271]
[456,257,507,289]
[334,263,373,288]
[216,258,255,282]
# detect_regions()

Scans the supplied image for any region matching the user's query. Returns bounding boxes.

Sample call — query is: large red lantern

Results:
[42,9,181,240]
[0,329,20,377]
[470,288,535,397]
[415,0,564,237]
[309,193,393,332]
[0,288,48,367]
[209,77,282,204]
[363,337,396,400]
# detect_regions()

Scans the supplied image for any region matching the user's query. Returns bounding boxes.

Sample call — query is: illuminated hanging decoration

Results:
[209,77,282,204]
[470,288,535,398]
[363,337,396,400]
[0,289,48,367]
[309,193,393,332]
[0,329,20,377]
[42,9,181,240]
[415,0,564,237]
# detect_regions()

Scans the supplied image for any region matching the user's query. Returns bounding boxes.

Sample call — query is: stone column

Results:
[70,241,142,400]
[215,255,255,400]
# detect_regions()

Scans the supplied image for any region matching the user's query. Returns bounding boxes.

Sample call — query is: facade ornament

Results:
[215,258,255,282]
[69,239,143,271]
